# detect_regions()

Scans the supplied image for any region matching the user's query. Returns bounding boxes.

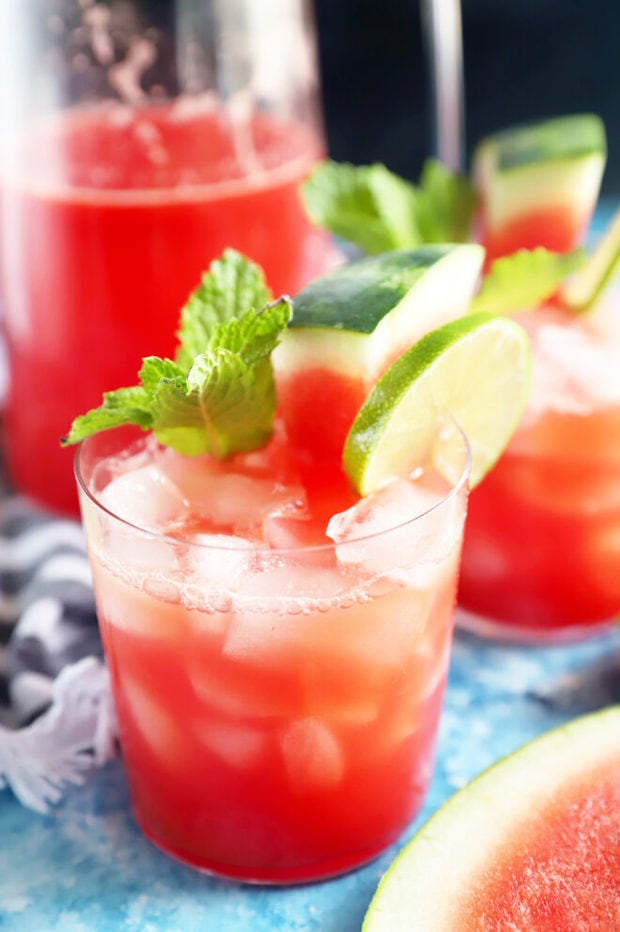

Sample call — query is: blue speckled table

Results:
[2,620,620,931]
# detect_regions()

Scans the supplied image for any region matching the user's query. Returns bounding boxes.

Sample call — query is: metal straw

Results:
[421,0,465,172]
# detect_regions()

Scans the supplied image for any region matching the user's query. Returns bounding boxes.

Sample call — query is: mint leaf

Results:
[301,158,475,255]
[302,161,418,254]
[415,159,476,243]
[62,253,291,458]
[175,249,272,369]
[151,350,274,458]
[61,386,153,445]
[139,356,185,393]
[151,299,291,457]
[470,248,586,316]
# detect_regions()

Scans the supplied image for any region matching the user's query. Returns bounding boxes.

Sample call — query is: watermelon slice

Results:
[273,244,484,464]
[474,114,606,263]
[363,705,620,931]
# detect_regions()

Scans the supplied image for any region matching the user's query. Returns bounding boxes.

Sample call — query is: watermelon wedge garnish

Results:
[473,113,606,264]
[272,244,483,465]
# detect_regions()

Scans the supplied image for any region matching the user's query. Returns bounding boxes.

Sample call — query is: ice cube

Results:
[526,317,620,417]
[101,464,189,531]
[155,446,225,484]
[390,540,462,592]
[104,529,175,574]
[327,477,436,545]
[194,719,265,769]
[222,565,349,676]
[161,461,306,533]
[229,560,347,620]
[381,653,449,758]
[327,476,459,583]
[94,564,187,641]
[300,664,381,725]
[121,677,189,766]
[262,514,332,551]
[188,660,291,719]
[184,533,255,588]
[225,577,428,692]
[280,717,344,793]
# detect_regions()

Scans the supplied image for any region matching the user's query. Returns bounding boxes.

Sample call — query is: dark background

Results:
[313,0,620,196]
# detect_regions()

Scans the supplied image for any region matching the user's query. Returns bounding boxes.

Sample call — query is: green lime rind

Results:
[343,313,531,495]
[559,206,620,312]
[290,246,482,333]
[363,705,620,931]
[479,113,606,172]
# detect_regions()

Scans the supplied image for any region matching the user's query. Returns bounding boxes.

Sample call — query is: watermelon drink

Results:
[66,247,530,881]
[459,296,620,641]
[457,115,620,640]
[1,104,327,516]
[75,421,470,882]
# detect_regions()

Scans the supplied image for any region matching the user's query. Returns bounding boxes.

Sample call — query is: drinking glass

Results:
[458,294,620,643]
[0,0,329,515]
[75,422,470,882]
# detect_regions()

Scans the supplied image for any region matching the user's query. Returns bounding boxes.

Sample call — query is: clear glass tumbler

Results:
[458,295,620,643]
[76,423,470,882]
[0,0,328,515]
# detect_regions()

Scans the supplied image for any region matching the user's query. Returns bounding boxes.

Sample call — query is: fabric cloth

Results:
[0,481,116,812]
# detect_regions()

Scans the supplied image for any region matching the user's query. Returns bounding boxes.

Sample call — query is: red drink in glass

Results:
[76,423,470,882]
[458,299,620,641]
[1,106,328,514]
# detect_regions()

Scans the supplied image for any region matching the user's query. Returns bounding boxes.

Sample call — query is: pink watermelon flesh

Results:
[276,366,366,467]
[456,753,620,929]
[481,204,589,266]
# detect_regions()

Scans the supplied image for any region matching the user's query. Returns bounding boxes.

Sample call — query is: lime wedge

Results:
[343,313,531,494]
[363,705,620,931]
[559,205,620,312]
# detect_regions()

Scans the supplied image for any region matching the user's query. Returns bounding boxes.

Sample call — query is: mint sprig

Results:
[470,247,585,316]
[62,250,292,458]
[301,158,475,255]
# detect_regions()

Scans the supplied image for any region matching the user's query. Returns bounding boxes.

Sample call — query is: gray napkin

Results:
[0,491,116,812]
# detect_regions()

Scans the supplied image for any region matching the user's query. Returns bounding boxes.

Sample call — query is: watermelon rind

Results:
[479,113,606,172]
[474,114,606,234]
[362,704,620,931]
[273,245,484,381]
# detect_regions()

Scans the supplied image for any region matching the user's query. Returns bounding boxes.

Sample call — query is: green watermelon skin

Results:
[289,248,464,333]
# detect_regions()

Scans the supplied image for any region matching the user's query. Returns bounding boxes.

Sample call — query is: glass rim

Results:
[74,422,472,557]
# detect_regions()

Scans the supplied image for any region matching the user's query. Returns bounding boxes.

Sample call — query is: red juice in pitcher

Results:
[0,104,328,514]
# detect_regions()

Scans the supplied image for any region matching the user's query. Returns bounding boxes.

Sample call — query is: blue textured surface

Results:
[2,621,620,931]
